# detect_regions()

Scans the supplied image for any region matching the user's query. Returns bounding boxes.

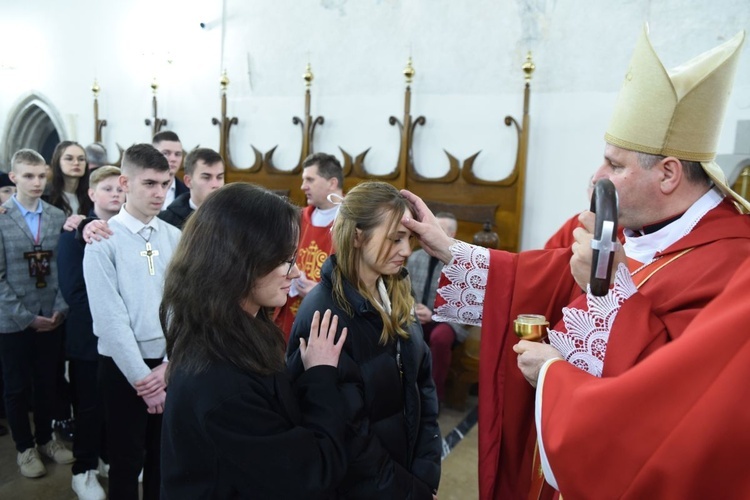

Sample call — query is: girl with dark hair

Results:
[287,181,442,499]
[47,140,92,444]
[48,141,93,218]
[160,183,349,499]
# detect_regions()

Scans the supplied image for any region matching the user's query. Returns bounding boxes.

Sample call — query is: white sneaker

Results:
[17,447,46,478]
[72,470,106,500]
[39,439,75,464]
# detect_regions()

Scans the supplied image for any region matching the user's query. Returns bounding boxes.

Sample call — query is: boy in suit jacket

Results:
[0,149,73,478]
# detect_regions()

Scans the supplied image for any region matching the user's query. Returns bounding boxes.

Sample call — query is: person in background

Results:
[274,152,344,340]
[160,183,349,499]
[84,143,108,171]
[158,148,224,229]
[0,149,72,479]
[47,141,94,443]
[0,172,16,204]
[152,131,188,210]
[58,166,124,499]
[288,181,441,499]
[406,211,468,406]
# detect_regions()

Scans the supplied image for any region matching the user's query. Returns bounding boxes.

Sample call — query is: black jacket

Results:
[161,361,348,499]
[287,255,441,500]
[57,210,97,360]
[158,192,193,229]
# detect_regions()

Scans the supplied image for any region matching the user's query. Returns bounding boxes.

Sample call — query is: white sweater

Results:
[83,207,181,386]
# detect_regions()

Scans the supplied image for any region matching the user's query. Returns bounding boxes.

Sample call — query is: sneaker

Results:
[71,470,106,500]
[17,447,46,478]
[97,457,109,479]
[39,439,75,464]
[52,418,75,442]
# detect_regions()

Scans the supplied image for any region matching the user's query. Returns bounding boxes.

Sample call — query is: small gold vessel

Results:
[513,314,549,342]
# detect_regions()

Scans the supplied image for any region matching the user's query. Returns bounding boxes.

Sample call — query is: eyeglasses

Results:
[283,250,298,277]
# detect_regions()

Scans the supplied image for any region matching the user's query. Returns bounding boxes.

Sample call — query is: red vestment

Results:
[274,205,334,340]
[436,200,750,499]
[544,213,584,250]
[544,212,624,250]
[537,254,750,499]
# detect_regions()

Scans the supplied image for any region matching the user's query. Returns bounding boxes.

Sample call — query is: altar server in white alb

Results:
[83,144,181,500]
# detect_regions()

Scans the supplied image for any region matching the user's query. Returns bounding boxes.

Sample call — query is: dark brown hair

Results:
[48,141,92,216]
[161,183,300,377]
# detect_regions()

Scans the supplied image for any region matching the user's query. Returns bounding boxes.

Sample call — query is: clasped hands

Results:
[135,362,168,414]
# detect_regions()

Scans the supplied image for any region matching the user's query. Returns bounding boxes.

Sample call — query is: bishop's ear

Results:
[658,156,682,195]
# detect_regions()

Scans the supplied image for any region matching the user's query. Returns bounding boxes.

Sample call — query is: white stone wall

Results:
[0,0,747,248]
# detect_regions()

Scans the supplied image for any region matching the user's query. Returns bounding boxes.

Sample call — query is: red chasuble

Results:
[458,199,750,500]
[274,205,334,341]
[544,213,584,250]
[538,254,750,499]
[544,211,624,250]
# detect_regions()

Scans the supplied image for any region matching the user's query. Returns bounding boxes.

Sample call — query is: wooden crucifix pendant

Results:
[24,245,53,288]
[140,242,159,276]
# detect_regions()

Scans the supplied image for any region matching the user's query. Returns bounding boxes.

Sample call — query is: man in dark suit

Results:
[158,148,225,229]
[152,131,189,210]
[0,149,73,478]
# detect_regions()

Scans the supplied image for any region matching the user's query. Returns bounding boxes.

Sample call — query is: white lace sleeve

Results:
[432,241,489,327]
[547,263,637,377]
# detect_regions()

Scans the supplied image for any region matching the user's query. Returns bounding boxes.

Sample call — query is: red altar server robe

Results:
[536,253,750,499]
[442,199,750,499]
[544,211,624,250]
[274,205,334,340]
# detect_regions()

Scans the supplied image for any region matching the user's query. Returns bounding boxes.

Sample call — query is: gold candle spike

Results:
[522,51,536,83]
[403,57,415,86]
[220,70,230,92]
[513,314,548,342]
[91,79,100,97]
[303,63,314,88]
[150,77,159,95]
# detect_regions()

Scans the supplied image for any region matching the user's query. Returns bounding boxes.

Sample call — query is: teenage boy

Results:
[58,166,124,499]
[84,144,181,500]
[0,149,73,478]
[152,131,188,209]
[158,147,225,229]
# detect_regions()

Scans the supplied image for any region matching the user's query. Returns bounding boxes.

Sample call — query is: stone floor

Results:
[0,402,479,499]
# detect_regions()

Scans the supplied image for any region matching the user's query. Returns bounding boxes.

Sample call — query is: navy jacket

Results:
[287,255,441,499]
[158,192,193,230]
[57,214,97,360]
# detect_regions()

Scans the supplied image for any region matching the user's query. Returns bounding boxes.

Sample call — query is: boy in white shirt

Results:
[84,144,181,500]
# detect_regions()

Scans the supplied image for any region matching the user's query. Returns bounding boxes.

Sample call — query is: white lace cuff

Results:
[547,263,637,377]
[433,241,489,327]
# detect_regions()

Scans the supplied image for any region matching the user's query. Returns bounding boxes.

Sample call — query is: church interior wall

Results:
[0,0,747,249]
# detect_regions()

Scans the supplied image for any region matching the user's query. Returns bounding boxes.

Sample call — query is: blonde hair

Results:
[331,181,415,344]
[89,166,121,189]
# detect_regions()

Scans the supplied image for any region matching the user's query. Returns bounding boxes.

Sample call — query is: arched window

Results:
[1,93,66,167]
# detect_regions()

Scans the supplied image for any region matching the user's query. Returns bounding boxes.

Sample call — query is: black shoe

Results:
[52,418,75,442]
[0,423,8,436]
